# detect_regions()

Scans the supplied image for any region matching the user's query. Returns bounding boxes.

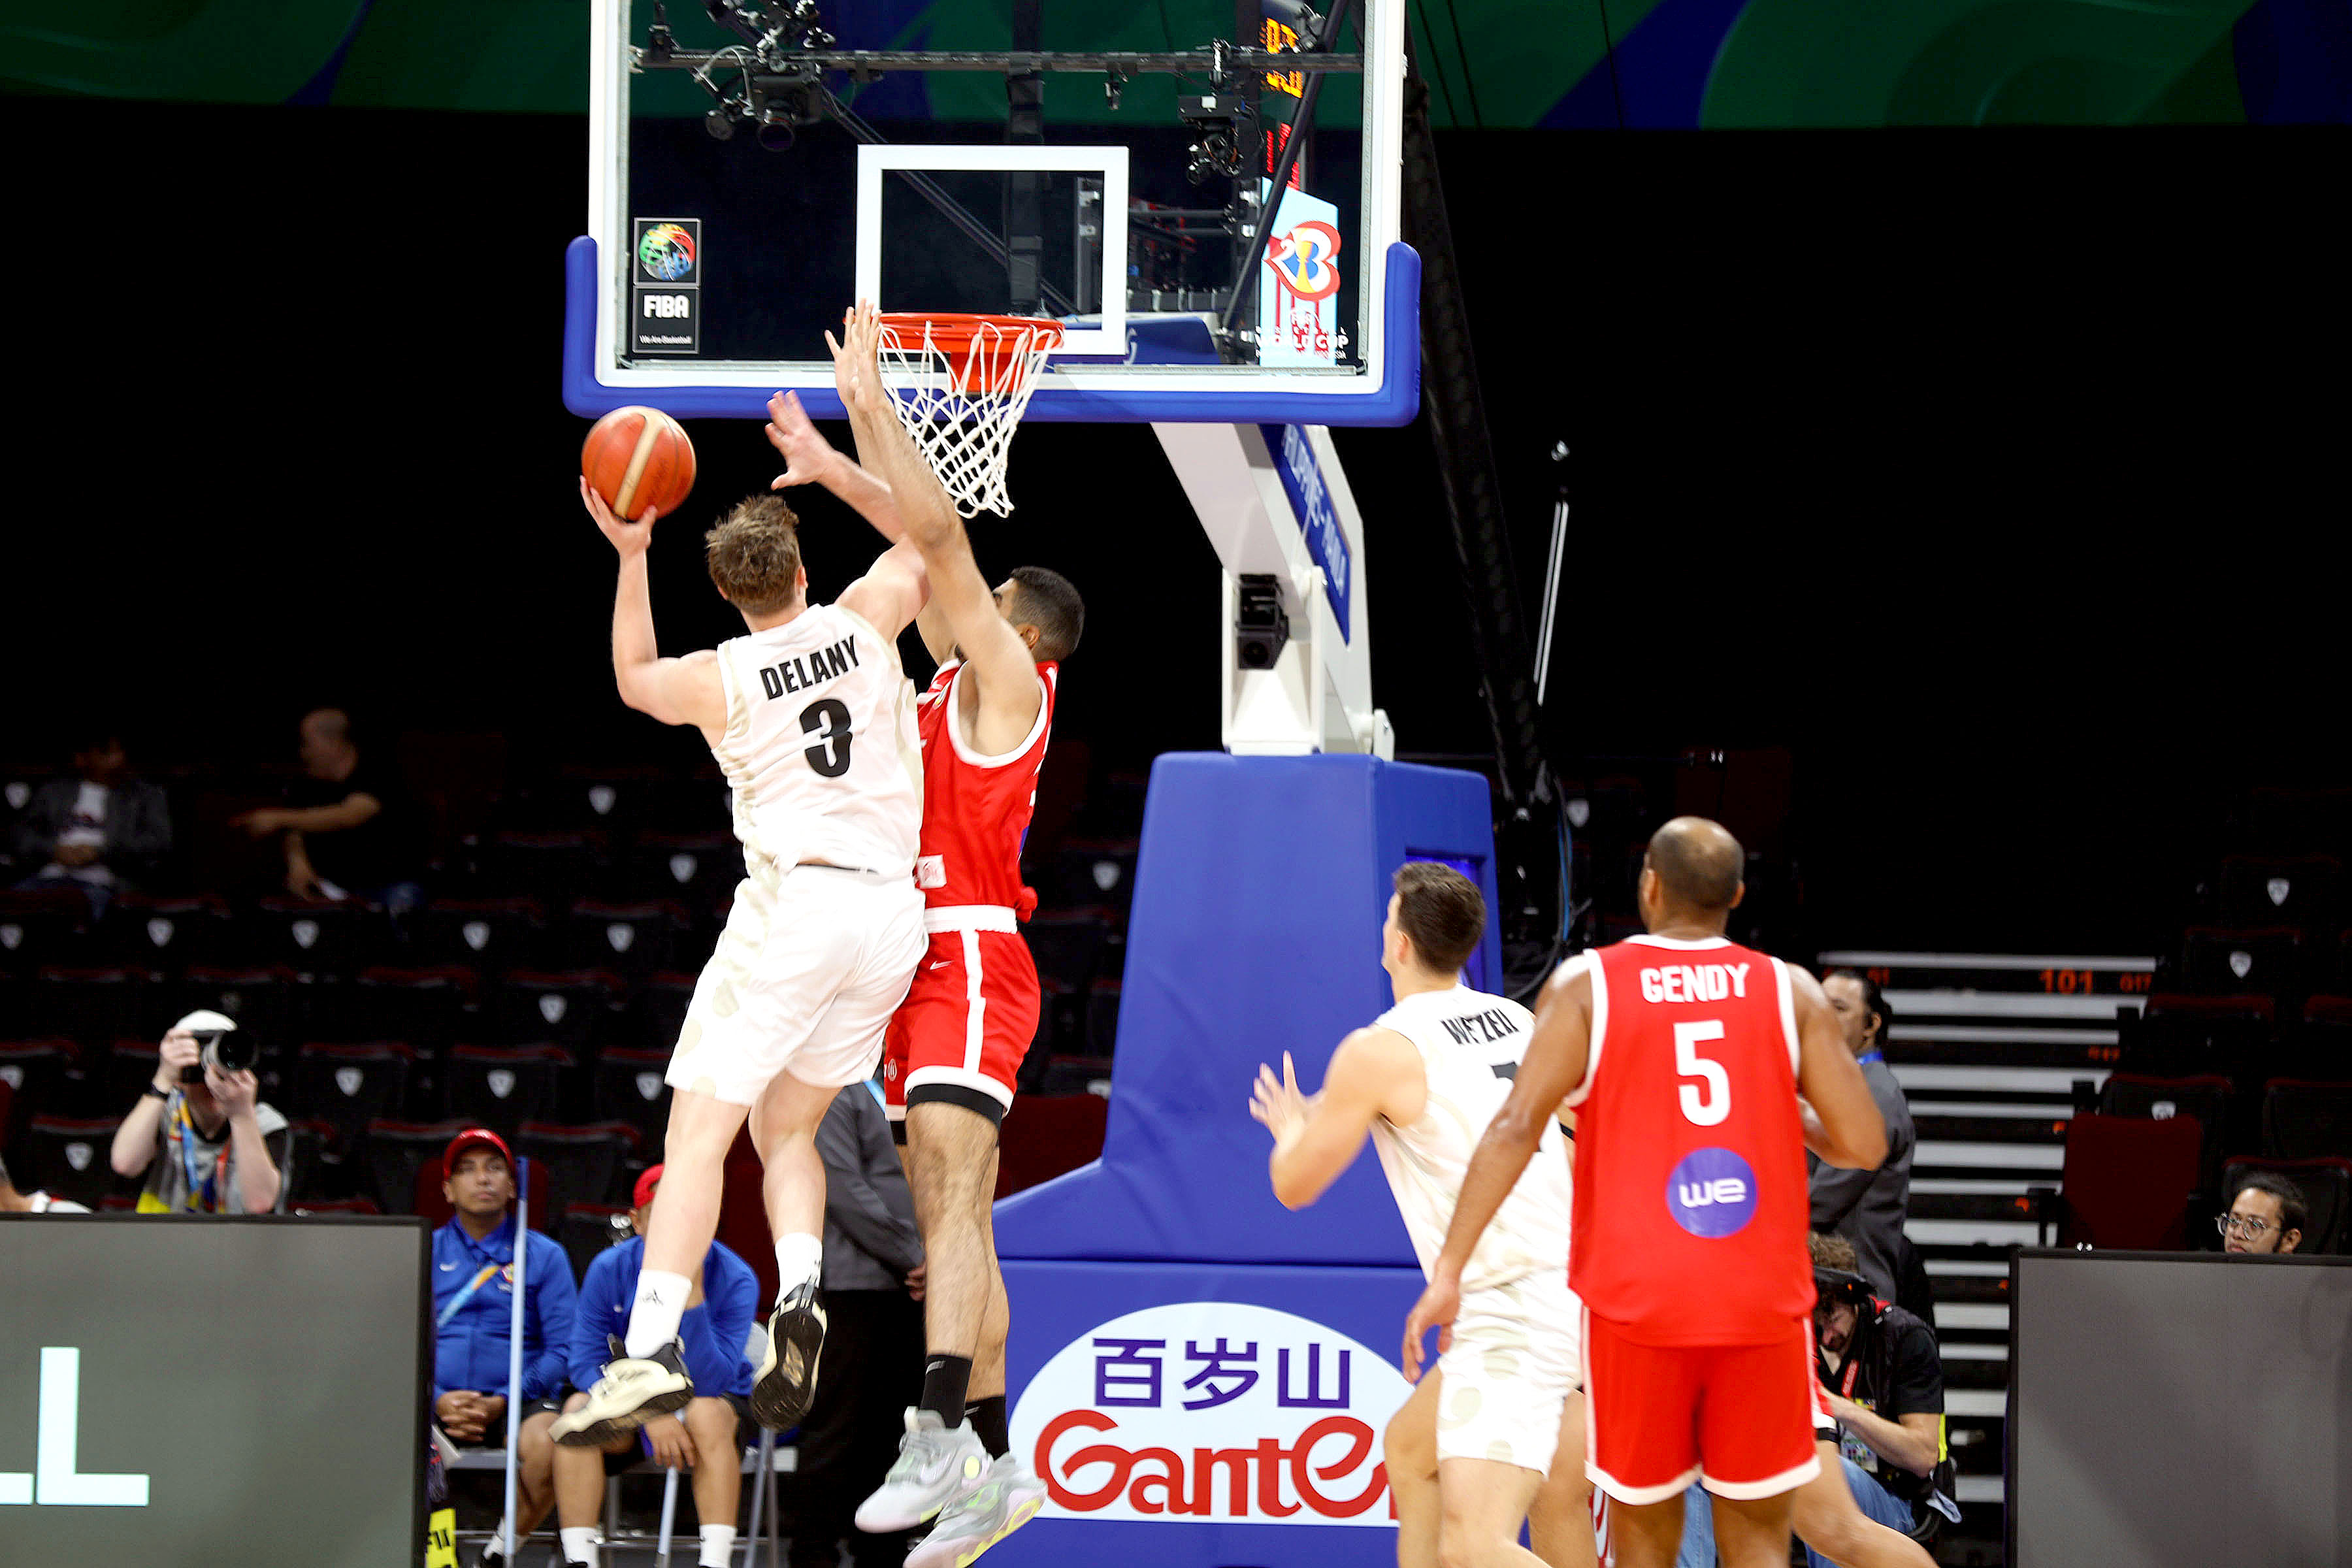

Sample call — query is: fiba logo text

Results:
[1,1348,150,1507]
[1010,1302,1412,1528]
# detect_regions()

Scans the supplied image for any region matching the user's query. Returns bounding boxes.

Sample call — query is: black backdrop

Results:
[8,97,2345,949]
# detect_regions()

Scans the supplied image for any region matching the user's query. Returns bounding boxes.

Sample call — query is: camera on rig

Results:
[1180,88,1256,184]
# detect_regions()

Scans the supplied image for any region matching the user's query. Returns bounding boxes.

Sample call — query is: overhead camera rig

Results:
[631,0,1362,350]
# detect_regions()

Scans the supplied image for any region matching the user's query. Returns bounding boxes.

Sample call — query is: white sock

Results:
[559,1524,599,1564]
[625,1269,693,1359]
[700,1524,737,1565]
[773,1233,823,1302]
[483,1518,510,1560]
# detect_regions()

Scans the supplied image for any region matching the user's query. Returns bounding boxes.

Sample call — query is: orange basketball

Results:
[581,406,696,523]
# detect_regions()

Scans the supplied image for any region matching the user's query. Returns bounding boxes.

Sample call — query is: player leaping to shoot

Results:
[763,301,1084,1568]
[552,450,932,1450]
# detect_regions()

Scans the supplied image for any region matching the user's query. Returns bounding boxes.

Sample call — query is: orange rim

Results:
[877,312,1066,387]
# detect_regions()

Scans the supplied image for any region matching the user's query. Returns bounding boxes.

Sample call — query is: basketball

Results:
[581,405,695,522]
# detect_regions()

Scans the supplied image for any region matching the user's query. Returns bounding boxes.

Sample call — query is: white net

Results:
[874,315,1063,518]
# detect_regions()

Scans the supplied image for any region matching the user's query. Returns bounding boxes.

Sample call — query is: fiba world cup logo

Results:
[638,222,697,282]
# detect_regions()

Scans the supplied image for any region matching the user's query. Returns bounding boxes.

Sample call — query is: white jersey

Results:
[710,603,923,883]
[1369,983,1573,1295]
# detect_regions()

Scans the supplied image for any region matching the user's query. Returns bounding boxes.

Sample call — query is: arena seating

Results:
[22,1114,122,1209]
[101,892,233,973]
[412,898,543,977]
[0,887,89,977]
[443,1044,571,1132]
[2099,1073,2234,1195]
[2260,1079,2352,1160]
[2055,1112,2204,1249]
[297,1042,414,1152]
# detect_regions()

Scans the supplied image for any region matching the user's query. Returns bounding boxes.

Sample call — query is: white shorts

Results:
[1435,1269,1583,1475]
[666,864,925,1107]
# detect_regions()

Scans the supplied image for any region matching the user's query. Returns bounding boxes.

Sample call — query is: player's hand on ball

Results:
[1401,1271,1460,1384]
[581,476,657,555]
[766,391,837,490]
[1249,1052,1310,1148]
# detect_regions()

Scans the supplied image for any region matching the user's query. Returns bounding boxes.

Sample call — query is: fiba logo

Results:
[637,221,696,282]
[1665,1147,1758,1238]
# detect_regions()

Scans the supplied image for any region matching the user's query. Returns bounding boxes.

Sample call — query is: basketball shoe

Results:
[749,1279,828,1430]
[550,1336,691,1447]
[905,1452,1048,1568]
[855,1409,990,1532]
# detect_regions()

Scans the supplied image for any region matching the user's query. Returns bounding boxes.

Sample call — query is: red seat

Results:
[2058,1111,2202,1249]
[2261,1079,2352,1161]
[996,1093,1109,1199]
[2097,1073,2234,1194]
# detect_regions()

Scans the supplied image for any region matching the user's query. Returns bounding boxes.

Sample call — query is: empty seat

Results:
[2218,855,2342,931]
[1024,907,1112,991]
[2219,1155,2352,1253]
[32,966,148,1053]
[343,966,477,1054]
[444,1044,570,1132]
[0,1040,71,1145]
[561,1202,634,1282]
[630,972,698,1053]
[2180,926,2303,995]
[2099,1073,2233,1194]
[2123,994,2276,1074]
[514,1120,639,1209]
[523,765,668,834]
[0,888,91,977]
[1083,977,1122,1057]
[624,832,743,914]
[493,970,620,1051]
[101,894,232,974]
[283,1117,340,1202]
[1054,838,1141,917]
[103,1039,165,1110]
[171,966,301,1054]
[22,1115,123,1209]
[293,1043,414,1151]
[254,898,370,978]
[363,1118,466,1215]
[412,898,544,977]
[2057,1111,2203,1249]
[557,900,687,979]
[995,1094,1109,1198]
[2261,1080,2352,1161]
[2297,996,2352,1071]
[589,1046,674,1147]
[485,832,610,903]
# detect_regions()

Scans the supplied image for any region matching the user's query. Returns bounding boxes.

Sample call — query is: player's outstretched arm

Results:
[831,302,1043,755]
[767,389,951,662]
[1791,966,1887,1170]
[581,478,725,734]
[1402,958,1590,1380]
[1249,1032,1420,1211]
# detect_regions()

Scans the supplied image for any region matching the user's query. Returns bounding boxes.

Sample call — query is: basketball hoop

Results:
[874,313,1065,518]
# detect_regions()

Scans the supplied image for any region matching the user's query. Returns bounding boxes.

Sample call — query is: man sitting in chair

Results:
[553,1164,760,1568]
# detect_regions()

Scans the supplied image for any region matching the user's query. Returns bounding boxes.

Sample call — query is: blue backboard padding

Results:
[561,237,1422,425]
[995,753,1500,1266]
[994,1257,1424,1568]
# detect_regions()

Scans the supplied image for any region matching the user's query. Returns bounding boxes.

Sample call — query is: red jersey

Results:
[911,659,1058,917]
[1565,935,1814,1345]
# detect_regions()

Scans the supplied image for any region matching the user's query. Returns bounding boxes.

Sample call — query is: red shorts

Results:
[1581,1309,1822,1504]
[881,925,1040,1122]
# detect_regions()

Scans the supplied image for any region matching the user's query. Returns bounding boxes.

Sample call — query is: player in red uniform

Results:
[766,302,1085,1566]
[1405,817,1885,1568]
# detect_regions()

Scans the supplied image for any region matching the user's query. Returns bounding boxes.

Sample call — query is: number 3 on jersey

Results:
[800,698,853,778]
[1674,1019,1730,1126]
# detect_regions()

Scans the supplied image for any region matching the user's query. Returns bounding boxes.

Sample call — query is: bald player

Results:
[1407,818,1885,1568]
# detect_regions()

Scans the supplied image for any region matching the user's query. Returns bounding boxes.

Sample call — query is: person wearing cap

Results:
[430,1128,576,1568]
[551,1164,759,1568]
[109,1012,288,1214]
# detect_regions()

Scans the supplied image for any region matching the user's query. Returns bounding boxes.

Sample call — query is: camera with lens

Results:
[176,1008,257,1083]
[1812,1265,1874,1313]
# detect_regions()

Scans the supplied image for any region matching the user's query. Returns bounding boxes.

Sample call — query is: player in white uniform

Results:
[555,476,929,1451]
[1249,863,1596,1568]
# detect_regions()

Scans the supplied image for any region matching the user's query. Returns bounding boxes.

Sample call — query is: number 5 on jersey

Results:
[1674,1020,1730,1126]
[801,698,853,778]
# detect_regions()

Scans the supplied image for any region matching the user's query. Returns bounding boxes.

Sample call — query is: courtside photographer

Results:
[108,1009,288,1213]
[1809,1233,1958,1557]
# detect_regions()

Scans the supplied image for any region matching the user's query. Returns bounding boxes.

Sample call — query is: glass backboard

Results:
[565,0,1415,425]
